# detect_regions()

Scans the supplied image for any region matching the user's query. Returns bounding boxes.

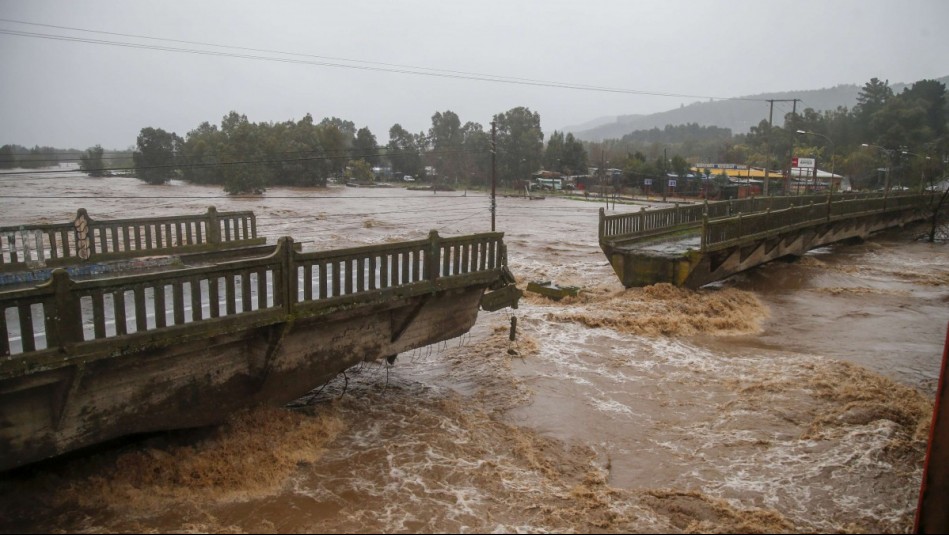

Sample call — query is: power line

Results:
[0,20,767,103]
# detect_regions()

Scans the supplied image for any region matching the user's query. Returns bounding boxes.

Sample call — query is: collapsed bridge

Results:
[599,192,936,289]
[0,208,521,471]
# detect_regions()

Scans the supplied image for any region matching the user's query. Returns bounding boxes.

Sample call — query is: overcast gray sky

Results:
[2,0,947,150]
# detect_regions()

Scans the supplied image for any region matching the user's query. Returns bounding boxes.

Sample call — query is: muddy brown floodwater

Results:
[1,166,946,533]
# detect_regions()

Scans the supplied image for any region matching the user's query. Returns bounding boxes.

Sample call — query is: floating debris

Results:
[526,280,581,301]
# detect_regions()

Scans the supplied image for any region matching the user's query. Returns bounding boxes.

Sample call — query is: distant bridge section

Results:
[599,192,936,288]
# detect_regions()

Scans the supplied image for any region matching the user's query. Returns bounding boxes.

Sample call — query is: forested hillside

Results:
[572,76,949,141]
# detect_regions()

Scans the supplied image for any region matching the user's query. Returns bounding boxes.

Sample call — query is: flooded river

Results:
[1,167,946,533]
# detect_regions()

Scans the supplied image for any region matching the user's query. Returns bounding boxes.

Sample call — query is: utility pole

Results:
[662,148,668,202]
[600,149,607,210]
[763,99,800,196]
[764,100,774,196]
[491,121,496,232]
[784,99,800,195]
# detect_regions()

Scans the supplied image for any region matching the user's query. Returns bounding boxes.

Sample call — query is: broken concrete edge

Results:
[525,280,582,301]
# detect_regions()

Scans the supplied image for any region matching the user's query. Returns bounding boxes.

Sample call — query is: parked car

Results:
[403,175,415,182]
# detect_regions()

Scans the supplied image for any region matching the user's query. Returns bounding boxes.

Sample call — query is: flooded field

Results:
[1,167,946,533]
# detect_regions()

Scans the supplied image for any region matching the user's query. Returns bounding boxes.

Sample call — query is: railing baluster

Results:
[96,227,107,255]
[461,243,470,274]
[380,255,389,289]
[208,277,220,318]
[319,262,329,298]
[257,269,267,310]
[345,259,354,295]
[398,252,407,284]
[0,307,9,356]
[241,271,252,312]
[91,290,106,338]
[452,243,461,275]
[114,290,127,335]
[110,225,119,253]
[173,281,185,324]
[441,244,450,277]
[60,228,71,258]
[368,256,377,290]
[135,286,147,332]
[303,264,313,301]
[17,303,35,353]
[332,261,342,297]
[153,284,166,328]
[191,278,203,321]
[225,275,236,315]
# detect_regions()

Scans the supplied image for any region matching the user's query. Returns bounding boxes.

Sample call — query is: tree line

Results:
[83,107,585,194]
[0,145,80,169]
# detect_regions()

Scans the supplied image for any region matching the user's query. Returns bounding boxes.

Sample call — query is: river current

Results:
[1,167,946,533]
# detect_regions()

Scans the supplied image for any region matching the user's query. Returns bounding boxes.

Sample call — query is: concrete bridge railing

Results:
[600,192,927,249]
[598,191,934,289]
[0,230,509,364]
[701,193,932,251]
[0,206,264,272]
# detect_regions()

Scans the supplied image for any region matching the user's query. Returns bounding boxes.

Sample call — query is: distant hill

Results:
[569,76,949,141]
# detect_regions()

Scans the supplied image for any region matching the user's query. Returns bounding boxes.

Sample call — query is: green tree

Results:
[219,112,269,194]
[493,106,544,188]
[133,127,181,185]
[345,159,374,182]
[269,114,326,187]
[79,145,106,176]
[353,127,379,167]
[903,79,948,139]
[0,145,18,169]
[428,110,464,182]
[670,154,690,178]
[179,121,223,185]
[622,151,658,189]
[854,77,893,132]
[544,131,565,172]
[562,133,588,176]
[460,122,490,187]
[387,123,422,177]
[319,117,355,177]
